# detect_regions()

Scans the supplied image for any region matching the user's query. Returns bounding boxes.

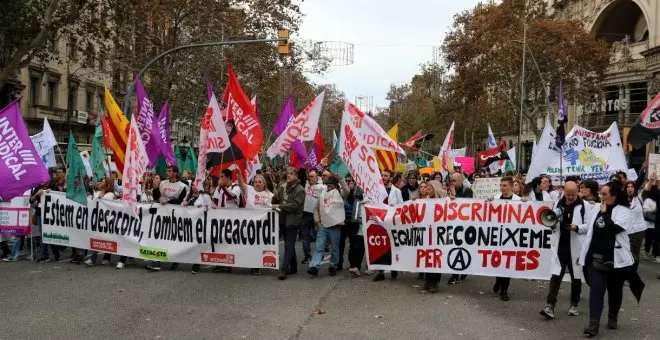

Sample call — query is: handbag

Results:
[591,253,614,272]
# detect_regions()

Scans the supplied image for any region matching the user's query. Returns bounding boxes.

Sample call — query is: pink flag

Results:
[122,118,149,216]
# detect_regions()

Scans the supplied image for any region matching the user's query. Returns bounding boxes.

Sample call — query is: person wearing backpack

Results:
[540,180,588,319]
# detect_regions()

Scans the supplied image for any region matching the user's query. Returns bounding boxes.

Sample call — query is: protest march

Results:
[1,55,659,340]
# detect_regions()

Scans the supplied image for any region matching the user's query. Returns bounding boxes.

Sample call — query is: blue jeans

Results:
[310,227,341,269]
[9,237,23,260]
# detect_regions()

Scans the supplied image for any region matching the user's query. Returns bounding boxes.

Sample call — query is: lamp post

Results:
[121,36,290,117]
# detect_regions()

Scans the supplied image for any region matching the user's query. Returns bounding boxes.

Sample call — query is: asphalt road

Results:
[1,244,659,340]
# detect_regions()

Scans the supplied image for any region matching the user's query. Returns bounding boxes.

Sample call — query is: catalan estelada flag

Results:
[104,87,129,178]
[374,124,398,171]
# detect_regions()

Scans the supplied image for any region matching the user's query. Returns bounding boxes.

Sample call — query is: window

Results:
[86,90,94,112]
[69,81,79,111]
[29,76,40,106]
[47,81,57,109]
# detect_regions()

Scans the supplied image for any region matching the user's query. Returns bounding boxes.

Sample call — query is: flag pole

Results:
[56,143,68,171]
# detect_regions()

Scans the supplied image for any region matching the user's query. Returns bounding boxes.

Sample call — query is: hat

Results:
[325,176,339,186]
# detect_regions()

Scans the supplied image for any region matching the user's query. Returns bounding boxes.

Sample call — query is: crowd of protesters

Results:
[1,161,657,338]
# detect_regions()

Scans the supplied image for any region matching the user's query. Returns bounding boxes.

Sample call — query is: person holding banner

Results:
[446,172,473,285]
[211,169,243,273]
[373,169,404,282]
[579,181,636,337]
[85,176,117,267]
[272,167,306,280]
[528,177,552,202]
[145,165,188,272]
[237,173,273,276]
[489,176,521,301]
[540,181,587,319]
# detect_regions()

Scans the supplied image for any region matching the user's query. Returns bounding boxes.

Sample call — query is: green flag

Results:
[153,155,167,178]
[90,114,106,180]
[183,146,197,175]
[174,145,184,172]
[66,131,88,205]
[329,131,349,178]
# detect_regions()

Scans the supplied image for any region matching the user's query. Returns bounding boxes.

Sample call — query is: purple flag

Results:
[291,139,308,164]
[135,78,163,167]
[0,100,50,200]
[155,100,176,165]
[273,96,295,136]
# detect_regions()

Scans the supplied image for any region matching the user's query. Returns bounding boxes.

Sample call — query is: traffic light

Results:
[278,29,290,55]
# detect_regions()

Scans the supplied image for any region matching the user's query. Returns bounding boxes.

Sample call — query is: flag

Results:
[267,91,325,158]
[174,145,184,172]
[438,121,455,171]
[0,100,51,200]
[531,138,538,163]
[155,100,176,165]
[401,130,422,149]
[245,95,261,182]
[122,118,149,216]
[556,80,568,148]
[30,117,58,168]
[99,108,111,149]
[153,155,167,178]
[65,131,88,205]
[628,92,660,149]
[329,130,349,177]
[505,147,516,172]
[374,124,399,171]
[290,140,308,168]
[195,80,234,190]
[273,96,295,136]
[183,146,197,175]
[134,78,163,167]
[90,114,106,179]
[104,87,129,178]
[487,124,500,173]
[223,62,263,160]
[477,146,509,168]
[312,127,325,165]
[344,101,405,154]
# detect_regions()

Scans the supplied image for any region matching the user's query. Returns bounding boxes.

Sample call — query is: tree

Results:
[0,0,113,91]
[441,0,610,138]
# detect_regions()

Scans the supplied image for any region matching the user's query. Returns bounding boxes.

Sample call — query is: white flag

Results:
[204,92,231,154]
[43,118,57,150]
[122,118,149,216]
[507,147,517,171]
[267,91,325,158]
[438,121,455,171]
[343,100,405,154]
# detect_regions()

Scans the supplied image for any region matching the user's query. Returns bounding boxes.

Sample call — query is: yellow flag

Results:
[104,87,129,177]
[374,124,399,171]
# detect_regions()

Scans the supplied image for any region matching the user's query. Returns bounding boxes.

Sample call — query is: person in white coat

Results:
[540,181,588,319]
[579,181,635,337]
[373,169,404,282]
[528,176,552,201]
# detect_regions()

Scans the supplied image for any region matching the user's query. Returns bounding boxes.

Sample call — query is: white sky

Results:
[298,0,483,109]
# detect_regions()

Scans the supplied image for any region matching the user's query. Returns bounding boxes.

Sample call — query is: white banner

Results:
[527,122,627,184]
[362,199,554,279]
[471,178,502,199]
[41,192,279,269]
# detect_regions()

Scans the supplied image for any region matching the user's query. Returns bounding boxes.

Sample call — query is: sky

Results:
[297,0,483,109]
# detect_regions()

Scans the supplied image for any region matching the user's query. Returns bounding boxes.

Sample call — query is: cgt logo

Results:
[89,239,118,253]
[262,250,277,268]
[138,246,168,261]
[200,252,235,265]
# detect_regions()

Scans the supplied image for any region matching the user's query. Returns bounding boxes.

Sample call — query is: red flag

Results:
[99,114,112,149]
[477,147,501,167]
[223,62,263,160]
[313,128,324,162]
[401,130,423,149]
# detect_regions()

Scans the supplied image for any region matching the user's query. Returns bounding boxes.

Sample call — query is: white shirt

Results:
[319,188,345,227]
[494,193,521,200]
[245,186,274,209]
[193,193,213,208]
[94,192,115,200]
[304,182,326,213]
[384,185,404,206]
[214,183,242,208]
[160,180,189,201]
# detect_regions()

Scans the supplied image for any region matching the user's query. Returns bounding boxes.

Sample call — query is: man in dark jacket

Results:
[273,167,306,280]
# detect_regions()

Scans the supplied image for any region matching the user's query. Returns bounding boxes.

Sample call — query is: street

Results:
[1,244,659,340]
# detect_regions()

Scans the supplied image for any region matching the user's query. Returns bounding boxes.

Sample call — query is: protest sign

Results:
[648,153,660,177]
[361,199,554,279]
[41,192,279,269]
[0,192,31,235]
[454,156,475,174]
[471,178,501,199]
[527,122,627,184]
